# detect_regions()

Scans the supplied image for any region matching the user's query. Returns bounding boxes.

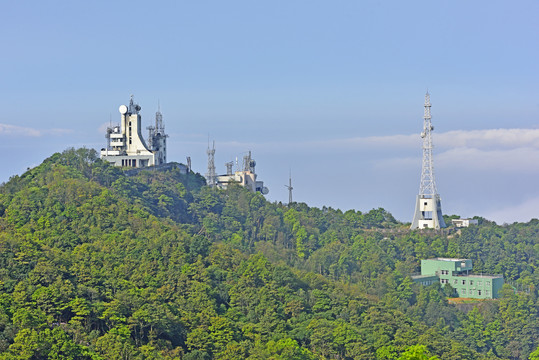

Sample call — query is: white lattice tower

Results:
[419,92,437,196]
[411,92,446,229]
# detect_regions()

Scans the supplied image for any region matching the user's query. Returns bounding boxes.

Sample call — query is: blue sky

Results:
[1,1,538,224]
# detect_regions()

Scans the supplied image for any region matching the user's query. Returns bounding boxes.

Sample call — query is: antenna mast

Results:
[206,140,216,187]
[419,92,437,196]
[411,92,446,229]
[285,170,293,204]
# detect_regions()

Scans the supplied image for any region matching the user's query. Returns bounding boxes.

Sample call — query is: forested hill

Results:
[0,148,537,360]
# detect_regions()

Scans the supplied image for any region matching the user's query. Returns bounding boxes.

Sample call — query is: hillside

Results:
[0,148,537,360]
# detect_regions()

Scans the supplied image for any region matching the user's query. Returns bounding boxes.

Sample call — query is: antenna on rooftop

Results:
[225,161,233,175]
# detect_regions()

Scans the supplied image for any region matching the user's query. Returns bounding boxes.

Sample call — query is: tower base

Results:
[411,194,446,230]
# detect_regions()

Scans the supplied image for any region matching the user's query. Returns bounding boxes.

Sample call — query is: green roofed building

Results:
[412,258,504,299]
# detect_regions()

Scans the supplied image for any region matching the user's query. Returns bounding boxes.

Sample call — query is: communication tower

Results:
[206,141,216,187]
[225,161,234,175]
[285,171,293,204]
[146,101,168,165]
[242,151,256,172]
[411,92,446,230]
[186,156,192,173]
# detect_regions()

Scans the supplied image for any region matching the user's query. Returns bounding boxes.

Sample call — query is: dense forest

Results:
[0,148,537,360]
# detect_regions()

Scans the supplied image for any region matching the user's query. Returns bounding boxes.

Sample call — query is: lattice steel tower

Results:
[411,92,446,229]
[206,141,216,187]
[285,171,293,205]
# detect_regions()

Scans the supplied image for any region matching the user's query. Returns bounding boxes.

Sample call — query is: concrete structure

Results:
[452,218,479,228]
[215,151,269,195]
[411,92,446,230]
[412,258,504,299]
[101,96,167,168]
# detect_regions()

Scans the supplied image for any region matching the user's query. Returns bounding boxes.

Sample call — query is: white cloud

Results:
[435,129,539,149]
[183,128,539,152]
[311,128,539,173]
[332,128,539,151]
[313,128,539,151]
[163,127,539,174]
[0,123,72,137]
[437,146,539,172]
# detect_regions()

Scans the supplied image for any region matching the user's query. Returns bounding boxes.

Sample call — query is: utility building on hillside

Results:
[213,151,269,195]
[101,96,167,168]
[451,218,479,228]
[412,258,504,299]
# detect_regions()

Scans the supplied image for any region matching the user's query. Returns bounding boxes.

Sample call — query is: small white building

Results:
[452,218,479,228]
[216,152,269,194]
[101,96,167,168]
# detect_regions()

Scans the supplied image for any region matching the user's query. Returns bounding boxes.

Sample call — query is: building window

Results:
[441,279,448,284]
[469,290,474,296]
[478,290,482,296]
[486,290,489,296]
[486,281,490,286]
[441,270,448,275]
[477,281,482,286]
[453,279,458,285]
[462,280,466,285]
[462,289,466,295]
[470,280,474,286]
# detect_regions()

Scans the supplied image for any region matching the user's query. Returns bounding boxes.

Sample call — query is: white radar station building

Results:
[100,96,168,168]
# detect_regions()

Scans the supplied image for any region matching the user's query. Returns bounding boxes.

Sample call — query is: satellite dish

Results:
[420,132,425,138]
[261,187,269,195]
[119,105,128,114]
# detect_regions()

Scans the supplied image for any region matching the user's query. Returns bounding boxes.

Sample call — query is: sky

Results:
[1,1,538,224]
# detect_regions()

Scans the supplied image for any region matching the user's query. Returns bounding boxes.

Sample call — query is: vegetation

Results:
[0,148,537,359]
